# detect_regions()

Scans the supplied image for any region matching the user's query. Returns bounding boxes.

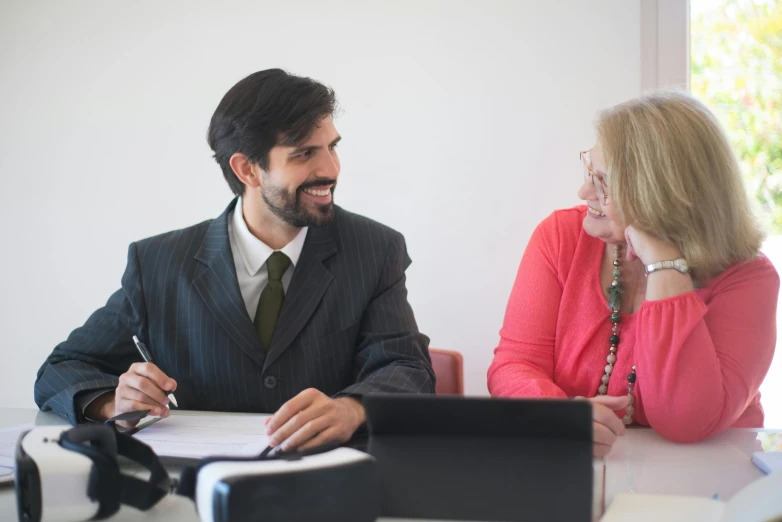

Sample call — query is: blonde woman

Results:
[488,91,779,456]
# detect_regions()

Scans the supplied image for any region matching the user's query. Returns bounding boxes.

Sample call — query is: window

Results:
[691,0,782,428]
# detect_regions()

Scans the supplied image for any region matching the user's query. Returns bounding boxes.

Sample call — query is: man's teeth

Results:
[304,187,330,197]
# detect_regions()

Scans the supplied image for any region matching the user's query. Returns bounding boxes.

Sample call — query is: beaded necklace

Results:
[596,244,637,425]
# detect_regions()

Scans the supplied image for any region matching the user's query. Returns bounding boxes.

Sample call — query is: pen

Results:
[260,445,284,459]
[131,335,178,408]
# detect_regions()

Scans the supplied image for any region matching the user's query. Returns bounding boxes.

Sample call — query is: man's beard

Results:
[261,179,336,228]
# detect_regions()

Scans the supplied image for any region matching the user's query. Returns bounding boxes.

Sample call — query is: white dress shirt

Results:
[228,197,308,319]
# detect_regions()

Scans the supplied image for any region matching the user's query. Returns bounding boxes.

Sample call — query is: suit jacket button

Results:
[264,376,277,389]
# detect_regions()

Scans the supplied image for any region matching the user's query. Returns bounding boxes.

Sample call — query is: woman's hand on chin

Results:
[624,225,682,265]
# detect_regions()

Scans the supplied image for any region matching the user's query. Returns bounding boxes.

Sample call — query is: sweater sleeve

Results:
[487,213,568,398]
[635,257,779,442]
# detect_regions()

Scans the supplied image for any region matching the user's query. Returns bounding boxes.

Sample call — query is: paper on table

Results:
[132,413,271,459]
[601,473,782,522]
[0,424,34,484]
[600,494,724,522]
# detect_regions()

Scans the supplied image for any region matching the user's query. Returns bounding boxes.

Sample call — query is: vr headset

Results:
[15,412,378,522]
[179,446,378,522]
[15,412,172,522]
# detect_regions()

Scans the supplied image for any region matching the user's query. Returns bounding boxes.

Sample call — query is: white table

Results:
[604,426,770,509]
[0,408,775,521]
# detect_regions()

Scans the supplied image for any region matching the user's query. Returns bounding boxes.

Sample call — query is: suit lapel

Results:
[263,221,338,371]
[193,198,264,367]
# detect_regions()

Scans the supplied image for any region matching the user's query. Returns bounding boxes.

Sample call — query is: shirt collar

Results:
[231,196,308,276]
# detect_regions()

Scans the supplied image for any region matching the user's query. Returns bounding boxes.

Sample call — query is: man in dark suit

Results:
[34,69,435,451]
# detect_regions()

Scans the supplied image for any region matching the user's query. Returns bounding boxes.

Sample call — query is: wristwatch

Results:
[645,258,689,276]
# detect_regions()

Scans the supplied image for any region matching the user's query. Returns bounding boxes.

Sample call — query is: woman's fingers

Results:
[589,394,630,410]
[581,395,631,457]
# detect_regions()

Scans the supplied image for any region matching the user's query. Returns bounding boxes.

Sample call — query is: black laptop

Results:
[364,395,593,522]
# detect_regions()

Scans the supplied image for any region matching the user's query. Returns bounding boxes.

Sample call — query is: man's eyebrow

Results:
[289,144,319,155]
[288,135,341,156]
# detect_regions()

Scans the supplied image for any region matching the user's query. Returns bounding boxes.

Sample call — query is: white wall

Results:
[0,0,641,407]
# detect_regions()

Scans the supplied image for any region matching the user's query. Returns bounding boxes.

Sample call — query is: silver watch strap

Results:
[645,258,688,276]
[646,260,676,273]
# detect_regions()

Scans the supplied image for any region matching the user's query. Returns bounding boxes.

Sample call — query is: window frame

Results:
[640,0,691,91]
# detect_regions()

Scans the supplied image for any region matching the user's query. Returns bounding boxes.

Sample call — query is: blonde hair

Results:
[597,90,764,285]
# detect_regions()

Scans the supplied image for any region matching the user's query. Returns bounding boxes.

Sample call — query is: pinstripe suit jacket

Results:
[34,199,435,425]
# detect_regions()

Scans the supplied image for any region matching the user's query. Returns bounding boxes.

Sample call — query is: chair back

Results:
[429,348,464,395]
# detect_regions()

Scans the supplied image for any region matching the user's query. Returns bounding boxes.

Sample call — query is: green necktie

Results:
[254,251,292,352]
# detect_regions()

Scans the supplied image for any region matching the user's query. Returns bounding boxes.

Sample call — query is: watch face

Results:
[675,258,689,273]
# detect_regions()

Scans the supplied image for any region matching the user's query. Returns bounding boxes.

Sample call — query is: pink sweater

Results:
[488,206,779,442]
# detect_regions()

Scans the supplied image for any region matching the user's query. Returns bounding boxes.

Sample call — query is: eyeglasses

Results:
[580,149,609,205]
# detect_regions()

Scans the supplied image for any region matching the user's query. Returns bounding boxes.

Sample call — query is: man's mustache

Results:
[298,179,337,192]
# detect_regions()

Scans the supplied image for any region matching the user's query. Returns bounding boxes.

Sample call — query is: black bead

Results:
[610,334,620,345]
[610,312,621,324]
[627,372,636,384]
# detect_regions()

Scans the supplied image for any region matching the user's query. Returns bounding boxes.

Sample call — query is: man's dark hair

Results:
[207,69,337,196]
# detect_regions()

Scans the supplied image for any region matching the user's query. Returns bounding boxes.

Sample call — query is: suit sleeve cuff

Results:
[75,389,114,423]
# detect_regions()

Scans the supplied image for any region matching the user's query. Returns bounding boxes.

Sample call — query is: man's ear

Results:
[229,153,262,189]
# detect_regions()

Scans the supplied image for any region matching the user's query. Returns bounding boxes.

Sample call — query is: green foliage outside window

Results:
[691,0,782,233]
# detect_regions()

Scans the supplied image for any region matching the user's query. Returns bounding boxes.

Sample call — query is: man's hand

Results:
[86,362,177,428]
[578,395,630,458]
[265,389,365,452]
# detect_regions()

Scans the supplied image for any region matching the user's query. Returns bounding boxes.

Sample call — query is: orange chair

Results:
[429,348,465,395]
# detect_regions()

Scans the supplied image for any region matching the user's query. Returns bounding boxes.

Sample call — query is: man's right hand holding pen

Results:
[85,363,178,428]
